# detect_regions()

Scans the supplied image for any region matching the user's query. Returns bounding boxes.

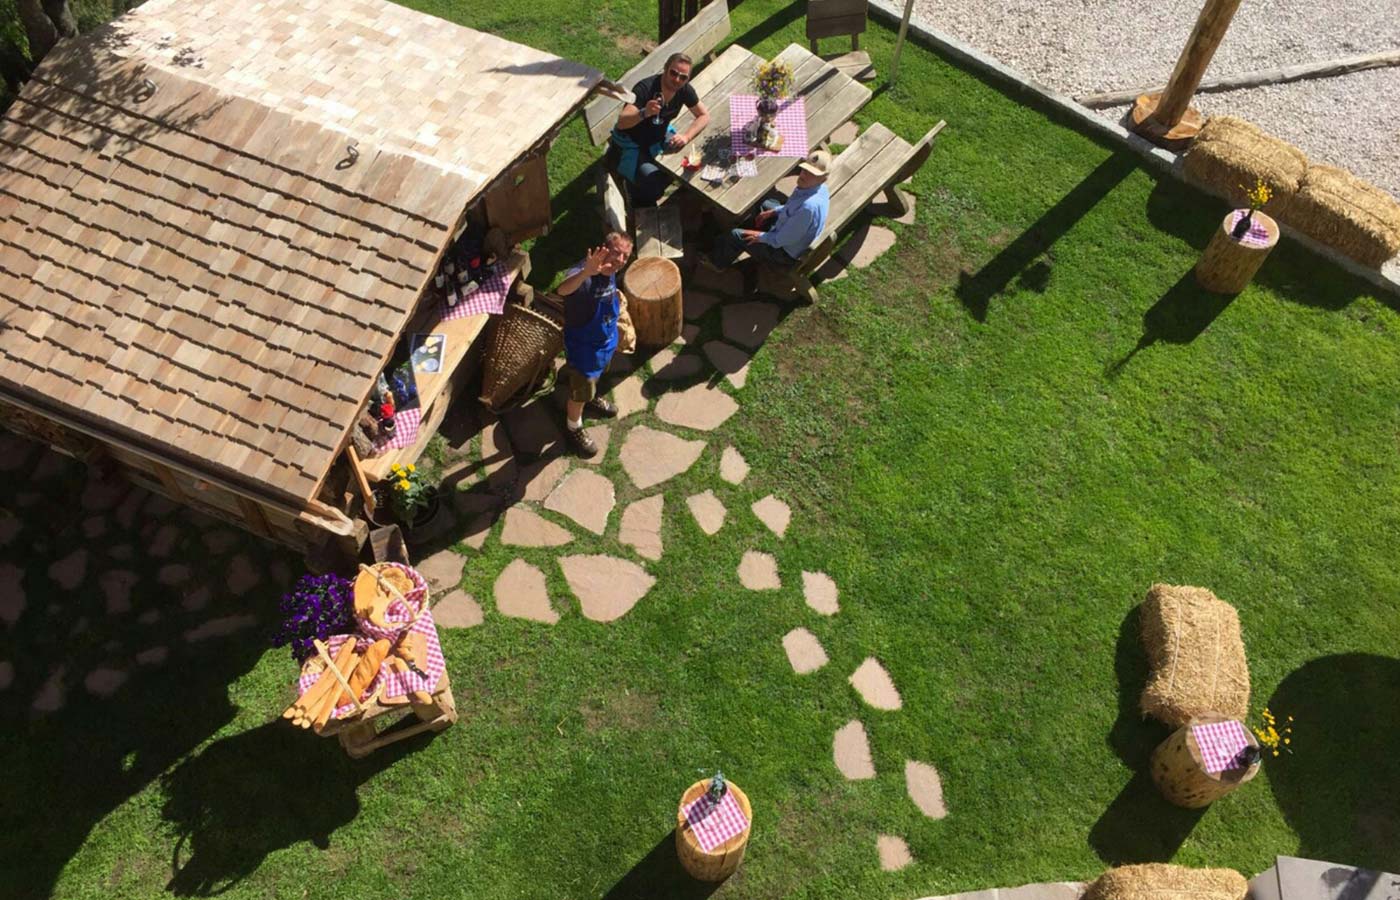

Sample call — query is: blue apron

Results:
[563,272,620,379]
[609,124,675,183]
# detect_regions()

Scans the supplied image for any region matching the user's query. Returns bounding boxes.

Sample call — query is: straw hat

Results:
[798,149,832,178]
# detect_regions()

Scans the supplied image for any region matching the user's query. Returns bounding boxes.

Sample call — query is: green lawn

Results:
[3,0,1400,898]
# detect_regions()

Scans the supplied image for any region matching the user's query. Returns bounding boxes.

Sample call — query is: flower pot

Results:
[368,485,440,532]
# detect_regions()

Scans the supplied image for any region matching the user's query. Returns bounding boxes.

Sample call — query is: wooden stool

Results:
[1150,714,1260,808]
[675,780,752,882]
[1195,210,1279,293]
[622,257,683,348]
[327,669,458,759]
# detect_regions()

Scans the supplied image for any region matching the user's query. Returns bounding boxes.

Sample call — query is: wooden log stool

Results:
[621,257,683,348]
[1150,713,1260,808]
[675,780,753,882]
[1195,209,1280,293]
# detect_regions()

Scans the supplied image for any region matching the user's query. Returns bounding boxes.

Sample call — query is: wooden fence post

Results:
[1131,0,1243,147]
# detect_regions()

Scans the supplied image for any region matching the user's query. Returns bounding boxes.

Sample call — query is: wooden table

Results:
[657,42,872,220]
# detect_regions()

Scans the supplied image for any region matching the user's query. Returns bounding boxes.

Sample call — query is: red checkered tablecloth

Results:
[730,94,808,159]
[1192,719,1252,773]
[440,262,511,320]
[371,406,421,453]
[1225,209,1275,248]
[682,789,750,852]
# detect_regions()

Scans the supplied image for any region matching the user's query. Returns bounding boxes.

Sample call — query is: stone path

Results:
[686,490,726,536]
[494,559,558,624]
[618,496,664,561]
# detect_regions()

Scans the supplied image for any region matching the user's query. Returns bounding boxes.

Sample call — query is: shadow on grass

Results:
[726,0,805,55]
[602,830,721,900]
[1106,270,1234,377]
[529,163,609,289]
[1267,654,1400,871]
[955,152,1137,322]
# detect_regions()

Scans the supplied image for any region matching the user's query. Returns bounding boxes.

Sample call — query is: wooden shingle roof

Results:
[0,0,601,504]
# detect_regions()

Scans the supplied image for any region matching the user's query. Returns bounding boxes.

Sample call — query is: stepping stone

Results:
[109,544,134,561]
[702,341,751,389]
[692,265,744,296]
[183,615,258,642]
[619,495,664,561]
[719,446,749,484]
[137,609,161,625]
[850,658,902,710]
[84,667,128,697]
[544,469,615,536]
[147,524,181,559]
[81,516,106,540]
[494,559,559,624]
[559,554,655,623]
[0,515,18,548]
[504,401,563,457]
[454,489,498,517]
[721,301,780,349]
[48,549,88,590]
[461,512,495,550]
[81,477,126,511]
[181,585,211,611]
[782,627,828,674]
[227,554,261,596]
[686,490,726,535]
[655,383,739,432]
[752,495,791,538]
[836,224,897,269]
[417,549,466,591]
[201,529,239,554]
[100,570,138,614]
[999,884,1086,900]
[32,666,65,712]
[0,660,12,690]
[677,323,701,345]
[114,489,145,528]
[520,456,570,503]
[611,376,649,419]
[814,255,850,283]
[501,506,574,547]
[738,550,780,590]
[877,835,914,872]
[905,760,948,819]
[432,589,483,628]
[802,571,840,615]
[830,120,859,144]
[578,425,612,466]
[649,347,704,380]
[482,417,514,474]
[0,562,25,626]
[135,646,169,666]
[834,719,876,779]
[684,289,723,321]
[158,564,192,587]
[619,426,705,490]
[873,187,916,225]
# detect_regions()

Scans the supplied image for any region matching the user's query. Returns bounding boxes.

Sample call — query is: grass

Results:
[2,0,1400,898]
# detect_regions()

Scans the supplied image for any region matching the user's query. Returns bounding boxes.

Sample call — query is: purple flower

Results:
[271,572,354,662]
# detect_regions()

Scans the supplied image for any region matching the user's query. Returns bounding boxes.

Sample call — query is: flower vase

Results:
[1231,209,1254,240]
[752,96,782,151]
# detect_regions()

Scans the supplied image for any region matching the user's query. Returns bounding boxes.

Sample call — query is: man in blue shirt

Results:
[557,232,633,457]
[707,149,831,271]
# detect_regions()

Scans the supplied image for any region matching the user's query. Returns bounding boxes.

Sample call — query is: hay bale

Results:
[1183,116,1307,217]
[1084,864,1248,900]
[1287,164,1400,268]
[1139,584,1250,727]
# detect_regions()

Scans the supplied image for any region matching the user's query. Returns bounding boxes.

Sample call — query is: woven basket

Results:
[479,300,563,413]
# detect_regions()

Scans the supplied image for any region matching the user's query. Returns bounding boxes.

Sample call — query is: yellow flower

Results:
[1283,738,1291,744]
[397,479,411,490]
[406,464,416,473]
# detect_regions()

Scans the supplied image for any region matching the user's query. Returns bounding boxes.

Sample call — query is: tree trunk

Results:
[16,0,59,62]
[1,41,34,94]
[42,0,79,37]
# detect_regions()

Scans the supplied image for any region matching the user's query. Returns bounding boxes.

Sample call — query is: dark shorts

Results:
[561,364,599,403]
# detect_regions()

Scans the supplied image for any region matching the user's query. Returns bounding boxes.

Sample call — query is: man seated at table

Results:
[557,232,633,458]
[706,149,831,272]
[607,52,711,208]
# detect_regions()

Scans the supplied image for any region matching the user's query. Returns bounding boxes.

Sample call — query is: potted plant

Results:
[1232,177,1273,239]
[749,60,793,151]
[271,572,355,663]
[381,462,440,531]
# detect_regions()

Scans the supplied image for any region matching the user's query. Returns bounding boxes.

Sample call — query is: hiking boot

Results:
[565,425,599,458]
[585,396,617,419]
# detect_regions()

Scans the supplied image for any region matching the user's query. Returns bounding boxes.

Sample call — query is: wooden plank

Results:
[635,205,684,259]
[237,494,274,539]
[345,444,377,518]
[483,153,551,244]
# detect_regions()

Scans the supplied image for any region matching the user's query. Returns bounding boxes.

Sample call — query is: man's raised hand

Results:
[582,245,609,275]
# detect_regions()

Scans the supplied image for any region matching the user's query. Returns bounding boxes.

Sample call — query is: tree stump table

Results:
[1151,713,1260,808]
[675,780,752,882]
[621,256,683,348]
[1195,209,1279,293]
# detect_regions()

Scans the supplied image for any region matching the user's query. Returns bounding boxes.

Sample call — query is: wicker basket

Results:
[479,299,563,412]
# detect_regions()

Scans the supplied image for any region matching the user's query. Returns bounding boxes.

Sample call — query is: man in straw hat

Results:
[556,231,634,458]
[705,149,831,272]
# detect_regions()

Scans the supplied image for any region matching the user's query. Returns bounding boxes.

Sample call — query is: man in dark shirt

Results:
[556,232,634,457]
[607,52,711,208]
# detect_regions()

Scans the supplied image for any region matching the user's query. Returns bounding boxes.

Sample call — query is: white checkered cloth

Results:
[730,94,808,159]
[440,262,511,320]
[1193,719,1252,773]
[683,789,750,852]
[371,406,421,453]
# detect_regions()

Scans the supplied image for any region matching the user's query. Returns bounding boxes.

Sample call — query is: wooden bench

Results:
[582,0,731,147]
[762,120,946,303]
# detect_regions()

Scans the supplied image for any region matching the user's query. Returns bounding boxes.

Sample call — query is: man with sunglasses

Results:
[556,232,634,458]
[608,52,711,208]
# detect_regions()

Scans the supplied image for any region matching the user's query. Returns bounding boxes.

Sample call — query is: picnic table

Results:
[658,42,872,219]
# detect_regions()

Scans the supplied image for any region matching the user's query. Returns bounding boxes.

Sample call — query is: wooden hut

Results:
[0,0,602,558]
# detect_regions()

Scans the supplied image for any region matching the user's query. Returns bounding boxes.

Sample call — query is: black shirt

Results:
[616,74,698,149]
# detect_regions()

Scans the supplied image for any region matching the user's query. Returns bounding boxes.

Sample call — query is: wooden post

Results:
[1150,714,1260,807]
[621,257,683,347]
[675,780,752,881]
[1195,210,1279,293]
[1131,0,1243,148]
[888,0,916,86]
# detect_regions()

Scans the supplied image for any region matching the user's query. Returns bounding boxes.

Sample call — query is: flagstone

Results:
[877,835,914,872]
[611,376,649,419]
[504,401,563,458]
[752,495,791,538]
[32,666,65,712]
[0,660,12,689]
[655,383,739,432]
[181,585,211,611]
[648,346,704,381]
[836,224,897,269]
[519,456,570,502]
[137,609,161,625]
[873,187,917,225]
[850,657,902,710]
[48,549,87,590]
[432,589,484,628]
[454,488,499,517]
[834,719,876,779]
[619,426,705,490]
[905,760,948,819]
[227,553,261,596]
[578,425,612,466]
[158,564,191,588]
[702,341,751,389]
[692,265,744,296]
[619,495,664,561]
[81,476,126,511]
[101,570,139,614]
[684,288,723,321]
[783,627,828,674]
[114,489,146,528]
[814,255,850,283]
[202,529,239,554]
[719,446,749,484]
[494,559,559,624]
[721,301,780,349]
[802,571,840,615]
[462,512,495,550]
[738,550,780,590]
[417,549,467,591]
[135,646,168,666]
[830,120,860,145]
[81,516,106,540]
[0,562,24,626]
[686,490,726,535]
[85,667,128,697]
[501,506,574,547]
[109,544,134,561]
[482,416,514,473]
[678,323,701,345]
[544,469,615,535]
[184,615,258,642]
[148,524,181,558]
[559,554,655,622]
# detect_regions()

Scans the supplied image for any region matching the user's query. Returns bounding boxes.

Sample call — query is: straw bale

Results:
[1084,864,1248,900]
[1139,584,1250,727]
[1287,165,1400,268]
[1183,116,1307,217]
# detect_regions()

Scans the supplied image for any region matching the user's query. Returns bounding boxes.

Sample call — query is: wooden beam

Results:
[1132,0,1242,141]
[889,0,916,86]
[345,444,377,519]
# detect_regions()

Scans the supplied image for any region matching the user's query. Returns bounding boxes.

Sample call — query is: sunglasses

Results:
[667,69,690,81]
